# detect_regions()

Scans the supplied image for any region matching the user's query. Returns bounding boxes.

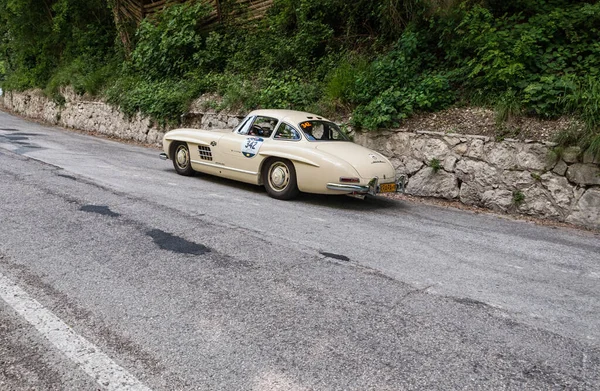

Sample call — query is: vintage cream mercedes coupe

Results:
[160,109,404,200]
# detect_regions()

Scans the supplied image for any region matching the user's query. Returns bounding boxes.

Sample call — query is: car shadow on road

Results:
[295,192,405,211]
[178,170,405,211]
[161,166,406,212]
[183,172,266,195]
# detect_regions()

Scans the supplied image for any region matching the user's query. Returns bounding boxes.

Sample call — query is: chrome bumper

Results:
[326,176,405,195]
[159,153,168,160]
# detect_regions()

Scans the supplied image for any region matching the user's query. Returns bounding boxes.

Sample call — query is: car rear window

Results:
[274,123,301,140]
[299,120,348,141]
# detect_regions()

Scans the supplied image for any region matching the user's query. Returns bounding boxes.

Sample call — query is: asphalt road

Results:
[1,109,599,390]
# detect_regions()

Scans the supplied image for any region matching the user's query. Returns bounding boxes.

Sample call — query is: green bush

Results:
[558,75,600,158]
[0,0,117,92]
[1,0,599,153]
[323,56,369,109]
[44,55,120,101]
[352,71,455,130]
[130,2,212,80]
[105,76,208,126]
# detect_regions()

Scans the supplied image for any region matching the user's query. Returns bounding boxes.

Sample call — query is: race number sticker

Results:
[241,137,264,158]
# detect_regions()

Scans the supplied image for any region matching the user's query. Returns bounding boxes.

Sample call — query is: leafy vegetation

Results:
[0,0,599,157]
[512,190,526,207]
[429,158,442,173]
[0,0,117,94]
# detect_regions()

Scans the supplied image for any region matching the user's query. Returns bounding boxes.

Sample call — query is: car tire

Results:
[172,142,195,176]
[262,158,299,200]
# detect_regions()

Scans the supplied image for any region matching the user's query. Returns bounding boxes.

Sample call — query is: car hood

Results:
[315,142,396,180]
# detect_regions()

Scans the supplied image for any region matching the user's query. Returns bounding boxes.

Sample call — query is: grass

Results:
[495,89,522,127]
[530,172,542,181]
[512,190,525,207]
[429,158,442,173]
[561,76,600,160]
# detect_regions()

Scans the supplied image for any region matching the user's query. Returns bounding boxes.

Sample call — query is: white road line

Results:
[0,272,151,391]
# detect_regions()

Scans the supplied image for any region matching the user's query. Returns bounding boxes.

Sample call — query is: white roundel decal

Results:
[241,137,264,158]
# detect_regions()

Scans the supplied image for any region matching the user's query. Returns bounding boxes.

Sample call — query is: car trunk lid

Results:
[315,142,396,180]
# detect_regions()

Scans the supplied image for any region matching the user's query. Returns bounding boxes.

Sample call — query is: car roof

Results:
[247,109,333,125]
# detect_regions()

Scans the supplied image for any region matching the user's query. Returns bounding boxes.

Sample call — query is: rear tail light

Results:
[340,177,360,183]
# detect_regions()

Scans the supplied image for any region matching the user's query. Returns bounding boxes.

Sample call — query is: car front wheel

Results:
[172,142,194,176]
[262,158,299,200]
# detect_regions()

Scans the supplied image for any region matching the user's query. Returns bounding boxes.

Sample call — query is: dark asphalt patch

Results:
[146,229,210,255]
[57,173,78,181]
[14,142,42,148]
[80,205,121,218]
[320,251,350,262]
[4,135,29,141]
[453,297,489,308]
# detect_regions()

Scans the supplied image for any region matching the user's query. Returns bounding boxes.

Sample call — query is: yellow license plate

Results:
[379,183,397,193]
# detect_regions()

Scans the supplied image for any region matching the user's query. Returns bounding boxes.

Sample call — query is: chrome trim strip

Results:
[328,176,405,195]
[191,160,258,175]
[326,183,370,192]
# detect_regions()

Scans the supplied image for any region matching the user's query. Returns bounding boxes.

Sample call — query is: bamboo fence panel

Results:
[113,0,274,53]
[136,0,274,24]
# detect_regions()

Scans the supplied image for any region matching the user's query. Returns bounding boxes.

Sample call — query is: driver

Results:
[250,124,273,137]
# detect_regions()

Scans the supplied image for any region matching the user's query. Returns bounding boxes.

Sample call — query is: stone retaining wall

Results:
[0,89,165,144]
[355,130,599,229]
[0,89,243,145]
[1,89,598,229]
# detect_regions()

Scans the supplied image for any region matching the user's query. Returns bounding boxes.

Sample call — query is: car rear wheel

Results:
[262,158,299,200]
[172,142,194,176]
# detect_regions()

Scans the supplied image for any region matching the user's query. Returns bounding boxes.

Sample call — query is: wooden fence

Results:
[114,0,273,25]
[111,0,273,54]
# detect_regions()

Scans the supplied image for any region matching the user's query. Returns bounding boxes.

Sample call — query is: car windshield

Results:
[298,120,349,141]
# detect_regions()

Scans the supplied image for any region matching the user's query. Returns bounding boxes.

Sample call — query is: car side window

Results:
[249,116,278,138]
[236,116,255,135]
[273,123,301,140]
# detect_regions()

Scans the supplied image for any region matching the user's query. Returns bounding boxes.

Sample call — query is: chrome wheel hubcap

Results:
[269,163,289,191]
[176,146,188,169]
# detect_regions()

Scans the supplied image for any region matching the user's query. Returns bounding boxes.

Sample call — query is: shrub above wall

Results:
[1,0,599,163]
